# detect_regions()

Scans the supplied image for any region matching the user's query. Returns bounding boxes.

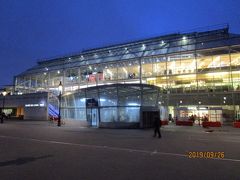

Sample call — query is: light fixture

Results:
[1,88,7,123]
[2,89,7,96]
[58,81,63,94]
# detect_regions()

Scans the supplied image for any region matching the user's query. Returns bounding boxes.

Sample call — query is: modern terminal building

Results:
[1,26,240,128]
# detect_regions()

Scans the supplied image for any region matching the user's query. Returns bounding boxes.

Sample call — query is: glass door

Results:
[87,108,99,127]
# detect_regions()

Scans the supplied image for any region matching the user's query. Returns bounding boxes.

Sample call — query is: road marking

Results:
[0,135,240,162]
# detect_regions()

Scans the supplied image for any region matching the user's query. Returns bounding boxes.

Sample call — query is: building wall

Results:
[0,92,48,120]
[15,47,240,95]
[13,29,240,123]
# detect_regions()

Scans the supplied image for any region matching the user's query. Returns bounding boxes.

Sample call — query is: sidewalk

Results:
[162,122,240,135]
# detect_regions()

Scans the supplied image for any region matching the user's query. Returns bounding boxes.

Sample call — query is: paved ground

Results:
[0,120,239,180]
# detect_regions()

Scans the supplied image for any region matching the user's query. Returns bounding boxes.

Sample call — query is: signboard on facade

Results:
[86,98,98,108]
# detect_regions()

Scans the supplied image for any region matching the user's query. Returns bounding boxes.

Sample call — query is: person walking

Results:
[153,116,161,138]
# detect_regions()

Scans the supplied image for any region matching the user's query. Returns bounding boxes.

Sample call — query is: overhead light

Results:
[161,40,164,44]
[128,103,139,106]
[182,36,187,40]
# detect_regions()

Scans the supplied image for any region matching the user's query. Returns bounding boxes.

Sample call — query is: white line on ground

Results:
[0,135,240,163]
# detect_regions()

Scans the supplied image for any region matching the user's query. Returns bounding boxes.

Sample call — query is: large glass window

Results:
[196,50,232,92]
[65,68,79,91]
[118,85,141,106]
[99,86,117,106]
[230,53,240,90]
[167,54,196,75]
[100,108,118,122]
[142,58,153,77]
[49,70,63,87]
[142,86,158,106]
[152,56,166,76]
[117,60,140,80]
[35,73,48,90]
[119,107,139,122]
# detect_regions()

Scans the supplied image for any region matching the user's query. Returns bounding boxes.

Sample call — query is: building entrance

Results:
[87,108,99,127]
[141,111,159,128]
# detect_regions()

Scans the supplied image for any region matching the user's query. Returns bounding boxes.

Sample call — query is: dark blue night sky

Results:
[0,0,240,87]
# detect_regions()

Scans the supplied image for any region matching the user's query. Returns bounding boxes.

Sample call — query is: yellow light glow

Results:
[176,74,196,78]
[147,77,156,81]
[206,72,229,76]
[2,91,7,96]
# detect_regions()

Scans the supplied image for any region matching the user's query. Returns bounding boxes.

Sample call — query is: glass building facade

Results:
[14,27,240,127]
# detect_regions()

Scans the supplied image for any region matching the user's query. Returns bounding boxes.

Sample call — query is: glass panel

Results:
[142,86,158,106]
[49,70,63,87]
[100,107,118,122]
[30,75,37,89]
[36,73,48,90]
[118,85,141,106]
[62,107,86,121]
[65,68,79,91]
[152,56,166,76]
[142,58,153,77]
[230,53,240,90]
[103,63,117,81]
[119,107,139,122]
[167,54,196,75]
[196,50,232,92]
[117,61,139,80]
[99,87,117,106]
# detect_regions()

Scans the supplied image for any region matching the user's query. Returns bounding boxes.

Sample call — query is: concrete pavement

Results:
[0,120,239,180]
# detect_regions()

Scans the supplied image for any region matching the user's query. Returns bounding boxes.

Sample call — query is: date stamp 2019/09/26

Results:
[188,152,225,159]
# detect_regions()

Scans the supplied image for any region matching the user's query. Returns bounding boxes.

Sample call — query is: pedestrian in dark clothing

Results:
[153,116,161,138]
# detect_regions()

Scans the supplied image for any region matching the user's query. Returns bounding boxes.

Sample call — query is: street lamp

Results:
[1,88,7,123]
[198,101,201,126]
[58,81,63,126]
